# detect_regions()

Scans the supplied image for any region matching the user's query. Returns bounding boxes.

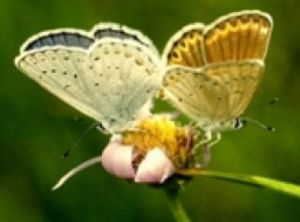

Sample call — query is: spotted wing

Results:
[163,60,264,128]
[16,25,162,132]
[204,10,273,64]
[91,22,159,56]
[162,23,206,67]
[84,38,161,132]
[14,30,104,121]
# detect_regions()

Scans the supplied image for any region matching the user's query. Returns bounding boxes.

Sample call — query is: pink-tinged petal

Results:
[135,148,176,183]
[101,141,135,179]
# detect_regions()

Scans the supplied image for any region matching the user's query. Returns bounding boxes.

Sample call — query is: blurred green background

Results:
[1,0,300,221]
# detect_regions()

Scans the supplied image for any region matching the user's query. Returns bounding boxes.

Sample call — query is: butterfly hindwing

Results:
[203,60,264,120]
[226,61,264,118]
[163,65,229,127]
[163,60,264,129]
[84,38,161,131]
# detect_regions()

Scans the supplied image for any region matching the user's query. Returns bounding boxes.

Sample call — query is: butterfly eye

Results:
[233,118,244,129]
[97,123,109,134]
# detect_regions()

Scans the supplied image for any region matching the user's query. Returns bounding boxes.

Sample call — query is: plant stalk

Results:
[165,190,192,222]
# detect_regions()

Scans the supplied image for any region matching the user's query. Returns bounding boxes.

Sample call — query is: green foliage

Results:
[1,0,300,221]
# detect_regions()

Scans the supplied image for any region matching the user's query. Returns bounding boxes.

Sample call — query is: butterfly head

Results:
[201,117,245,133]
[217,118,245,132]
[232,118,245,130]
[98,117,131,134]
[99,110,147,134]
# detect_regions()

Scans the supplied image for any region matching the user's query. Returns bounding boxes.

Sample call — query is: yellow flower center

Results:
[121,115,196,168]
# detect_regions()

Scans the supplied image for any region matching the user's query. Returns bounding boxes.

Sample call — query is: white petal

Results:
[101,141,135,179]
[52,156,101,191]
[135,148,176,183]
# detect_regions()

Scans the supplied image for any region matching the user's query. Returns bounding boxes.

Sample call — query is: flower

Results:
[101,115,196,183]
[52,115,200,190]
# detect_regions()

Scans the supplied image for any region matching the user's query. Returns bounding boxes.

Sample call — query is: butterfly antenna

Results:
[268,97,279,106]
[62,122,99,159]
[255,97,279,110]
[241,117,275,132]
[52,155,101,191]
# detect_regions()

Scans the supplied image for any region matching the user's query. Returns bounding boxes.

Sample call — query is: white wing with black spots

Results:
[15,23,162,133]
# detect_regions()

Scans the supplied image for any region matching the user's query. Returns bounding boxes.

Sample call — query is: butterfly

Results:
[15,23,163,134]
[161,10,273,146]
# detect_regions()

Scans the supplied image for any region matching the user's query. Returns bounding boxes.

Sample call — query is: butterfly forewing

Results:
[163,23,206,67]
[163,10,272,67]
[91,23,159,56]
[20,29,94,51]
[15,30,103,121]
[204,11,272,64]
[15,24,162,133]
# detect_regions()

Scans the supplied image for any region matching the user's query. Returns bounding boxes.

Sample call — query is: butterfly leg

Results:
[126,127,147,134]
[194,131,221,150]
[202,143,211,167]
[194,143,211,168]
[193,132,221,168]
[207,132,221,147]
[194,131,212,148]
[192,131,212,168]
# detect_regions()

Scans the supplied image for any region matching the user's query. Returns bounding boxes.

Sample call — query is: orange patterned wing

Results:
[163,23,206,67]
[161,10,272,133]
[204,10,273,64]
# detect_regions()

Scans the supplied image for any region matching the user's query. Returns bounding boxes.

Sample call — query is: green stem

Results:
[178,169,300,198]
[165,190,192,222]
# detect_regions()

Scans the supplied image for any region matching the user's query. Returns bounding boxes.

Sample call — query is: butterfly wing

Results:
[162,11,272,130]
[162,23,206,67]
[203,60,264,120]
[204,10,273,64]
[163,66,225,128]
[84,38,161,132]
[15,30,104,121]
[163,10,272,67]
[163,60,264,130]
[91,23,159,56]
[15,24,162,133]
